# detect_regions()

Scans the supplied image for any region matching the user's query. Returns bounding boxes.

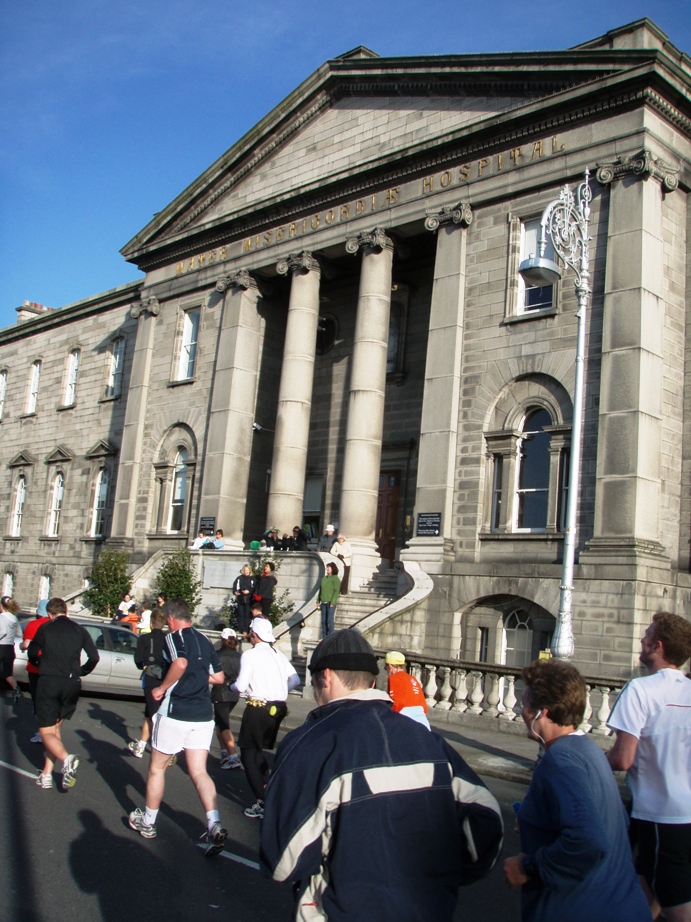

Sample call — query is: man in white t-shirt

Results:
[607,611,691,922]
[231,617,299,819]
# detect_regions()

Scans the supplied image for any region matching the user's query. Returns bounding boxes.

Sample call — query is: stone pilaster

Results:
[582,156,671,566]
[109,295,160,546]
[197,271,262,548]
[266,252,321,531]
[339,228,394,577]
[402,205,471,572]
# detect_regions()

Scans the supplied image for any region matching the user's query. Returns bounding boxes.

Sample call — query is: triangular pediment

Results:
[85,439,118,459]
[45,445,73,465]
[9,450,35,468]
[121,21,688,267]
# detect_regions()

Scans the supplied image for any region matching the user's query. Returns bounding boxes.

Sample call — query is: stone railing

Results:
[372,652,627,736]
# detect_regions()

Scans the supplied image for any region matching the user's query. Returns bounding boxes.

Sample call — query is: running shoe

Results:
[128,740,146,759]
[30,731,43,744]
[201,821,228,857]
[61,753,80,790]
[243,801,264,819]
[220,754,242,770]
[128,807,157,839]
[35,772,53,789]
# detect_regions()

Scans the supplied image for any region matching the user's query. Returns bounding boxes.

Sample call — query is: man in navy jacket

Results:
[260,629,503,921]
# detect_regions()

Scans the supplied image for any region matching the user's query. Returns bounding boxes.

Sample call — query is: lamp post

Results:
[518,168,592,659]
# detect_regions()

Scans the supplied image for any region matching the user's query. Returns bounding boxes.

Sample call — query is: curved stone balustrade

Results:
[373,652,625,735]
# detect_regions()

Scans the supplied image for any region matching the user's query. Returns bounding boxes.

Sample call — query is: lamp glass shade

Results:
[518,256,562,287]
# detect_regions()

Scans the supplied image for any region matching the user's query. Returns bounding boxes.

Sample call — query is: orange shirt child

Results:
[388,671,428,714]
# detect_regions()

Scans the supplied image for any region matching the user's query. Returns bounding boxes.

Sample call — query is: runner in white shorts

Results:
[128,600,229,856]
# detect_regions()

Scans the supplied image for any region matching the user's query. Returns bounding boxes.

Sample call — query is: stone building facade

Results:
[1,19,690,680]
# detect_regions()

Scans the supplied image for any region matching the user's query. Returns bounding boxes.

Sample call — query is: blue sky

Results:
[1,0,689,331]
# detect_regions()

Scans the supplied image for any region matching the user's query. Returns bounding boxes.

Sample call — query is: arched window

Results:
[63,350,81,406]
[503,610,534,668]
[26,360,41,414]
[515,409,552,531]
[48,473,64,537]
[11,476,26,537]
[105,337,125,398]
[90,468,109,537]
[168,449,188,532]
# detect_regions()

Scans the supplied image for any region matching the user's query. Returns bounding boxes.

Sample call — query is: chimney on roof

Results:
[16,301,54,324]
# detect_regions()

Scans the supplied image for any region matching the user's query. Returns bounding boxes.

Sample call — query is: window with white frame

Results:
[176,308,200,380]
[63,350,81,406]
[519,218,556,313]
[503,610,534,667]
[90,467,109,537]
[26,360,41,414]
[0,370,7,420]
[11,476,26,536]
[515,409,552,532]
[48,473,65,536]
[105,337,125,398]
[38,575,50,603]
[3,572,13,598]
[168,449,189,532]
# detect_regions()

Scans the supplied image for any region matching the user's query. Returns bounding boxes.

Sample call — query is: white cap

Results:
[326,524,335,531]
[221,628,236,640]
[250,617,276,643]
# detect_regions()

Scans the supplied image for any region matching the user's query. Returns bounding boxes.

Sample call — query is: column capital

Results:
[276,250,320,276]
[215,270,257,293]
[424,202,473,232]
[130,296,160,319]
[596,149,679,192]
[345,226,393,255]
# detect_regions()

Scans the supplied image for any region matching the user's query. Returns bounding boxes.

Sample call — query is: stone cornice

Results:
[276,251,320,275]
[345,227,393,254]
[424,202,473,232]
[596,147,680,191]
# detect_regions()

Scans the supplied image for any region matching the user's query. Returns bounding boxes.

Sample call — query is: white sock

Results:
[220,749,227,757]
[144,807,158,826]
[206,810,220,830]
[137,739,146,750]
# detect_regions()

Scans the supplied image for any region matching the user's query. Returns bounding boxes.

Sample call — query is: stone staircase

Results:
[334,568,400,630]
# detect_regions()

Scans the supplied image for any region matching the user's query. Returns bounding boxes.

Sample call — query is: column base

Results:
[400,537,454,574]
[579,537,670,579]
[347,539,386,592]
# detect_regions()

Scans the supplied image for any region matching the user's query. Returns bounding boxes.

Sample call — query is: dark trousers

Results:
[238,701,287,801]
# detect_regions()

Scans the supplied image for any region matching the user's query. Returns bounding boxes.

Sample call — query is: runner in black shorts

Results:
[128,609,167,758]
[28,598,99,790]
[213,629,241,769]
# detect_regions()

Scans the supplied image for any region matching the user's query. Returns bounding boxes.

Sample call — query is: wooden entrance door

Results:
[376,471,401,562]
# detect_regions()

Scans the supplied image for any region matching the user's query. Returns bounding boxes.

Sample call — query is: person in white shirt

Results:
[607,611,691,922]
[231,617,299,819]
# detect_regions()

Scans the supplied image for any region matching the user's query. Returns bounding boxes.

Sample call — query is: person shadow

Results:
[86,700,132,743]
[70,810,186,922]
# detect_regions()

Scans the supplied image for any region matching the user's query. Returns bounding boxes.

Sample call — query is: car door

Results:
[80,624,112,692]
[105,626,144,695]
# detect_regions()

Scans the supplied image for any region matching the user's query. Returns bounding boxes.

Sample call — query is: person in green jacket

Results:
[319,564,341,637]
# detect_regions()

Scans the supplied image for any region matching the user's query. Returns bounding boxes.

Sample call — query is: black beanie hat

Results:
[309,628,379,675]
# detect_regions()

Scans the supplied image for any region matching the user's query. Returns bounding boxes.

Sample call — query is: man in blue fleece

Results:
[260,629,503,921]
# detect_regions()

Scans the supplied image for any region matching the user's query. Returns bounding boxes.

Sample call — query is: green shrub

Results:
[84,548,131,619]
[155,548,202,613]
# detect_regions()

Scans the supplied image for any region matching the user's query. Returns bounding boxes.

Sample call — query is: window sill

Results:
[502,308,557,326]
[3,536,22,542]
[19,412,37,420]
[56,403,76,412]
[146,532,189,540]
[478,531,563,541]
[39,536,60,543]
[99,394,120,403]
[81,536,106,543]
[168,377,196,388]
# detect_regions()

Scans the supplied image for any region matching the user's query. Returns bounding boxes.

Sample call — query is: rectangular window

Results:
[63,350,81,406]
[177,308,200,380]
[478,627,489,663]
[519,219,555,313]
[38,575,50,603]
[0,370,7,420]
[105,338,125,398]
[48,473,64,536]
[90,468,109,537]
[26,361,41,414]
[2,572,13,597]
[557,448,570,533]
[491,456,503,532]
[11,477,26,537]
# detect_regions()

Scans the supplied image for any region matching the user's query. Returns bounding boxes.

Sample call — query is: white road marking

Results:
[195,842,260,870]
[0,759,39,780]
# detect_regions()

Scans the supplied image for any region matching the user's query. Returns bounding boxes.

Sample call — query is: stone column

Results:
[401,205,471,572]
[197,271,263,549]
[109,295,159,546]
[339,228,394,573]
[265,252,321,531]
[583,151,678,564]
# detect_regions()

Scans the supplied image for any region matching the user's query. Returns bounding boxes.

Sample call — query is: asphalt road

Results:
[0,691,522,922]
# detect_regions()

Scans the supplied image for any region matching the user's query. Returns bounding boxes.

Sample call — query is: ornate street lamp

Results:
[519,168,592,659]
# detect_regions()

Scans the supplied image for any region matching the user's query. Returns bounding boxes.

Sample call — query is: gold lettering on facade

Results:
[301,219,307,232]
[219,247,227,260]
[289,223,298,237]
[243,239,253,252]
[264,230,273,245]
[176,262,184,274]
[340,204,350,220]
[256,236,260,249]
[325,209,335,224]
[356,199,365,215]
[510,147,522,164]
[497,153,503,170]
[440,172,452,187]
[386,187,400,204]
[552,136,566,153]
[311,215,320,229]
[188,257,195,271]
[478,158,490,176]
[208,250,217,263]
[276,226,285,241]
[422,177,434,193]
[371,195,377,211]
[458,164,471,181]
[531,140,544,159]
[198,253,206,266]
